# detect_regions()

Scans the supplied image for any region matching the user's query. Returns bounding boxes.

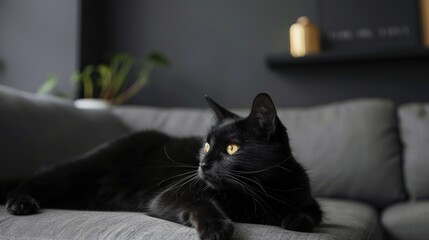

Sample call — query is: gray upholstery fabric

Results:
[113,99,404,208]
[0,85,131,179]
[382,201,429,240]
[398,103,429,200]
[278,99,404,208]
[113,106,213,137]
[0,198,382,240]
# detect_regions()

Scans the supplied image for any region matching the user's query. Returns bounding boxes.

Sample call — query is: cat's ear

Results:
[248,93,277,137]
[205,95,237,122]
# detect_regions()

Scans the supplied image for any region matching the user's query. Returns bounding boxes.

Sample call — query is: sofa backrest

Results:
[113,99,406,208]
[398,103,429,200]
[0,86,131,179]
[113,106,213,137]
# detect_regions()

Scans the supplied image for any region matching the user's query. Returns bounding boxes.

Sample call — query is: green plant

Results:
[38,51,169,104]
[37,73,68,97]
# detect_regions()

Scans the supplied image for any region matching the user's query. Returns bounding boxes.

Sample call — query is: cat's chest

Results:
[215,191,281,224]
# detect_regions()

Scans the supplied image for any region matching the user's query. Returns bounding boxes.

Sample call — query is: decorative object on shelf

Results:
[289,17,321,57]
[317,0,421,52]
[421,0,429,47]
[37,52,169,108]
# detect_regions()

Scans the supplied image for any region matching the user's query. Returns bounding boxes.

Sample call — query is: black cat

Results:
[4,93,322,240]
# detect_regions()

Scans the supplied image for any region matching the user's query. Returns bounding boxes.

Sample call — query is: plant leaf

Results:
[37,74,57,95]
[147,51,170,66]
[70,71,81,84]
[97,64,111,86]
[53,91,70,99]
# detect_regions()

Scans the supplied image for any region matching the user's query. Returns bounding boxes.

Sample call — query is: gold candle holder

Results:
[289,17,321,57]
[421,0,429,47]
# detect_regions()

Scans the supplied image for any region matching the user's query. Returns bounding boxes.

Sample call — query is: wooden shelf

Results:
[266,48,429,69]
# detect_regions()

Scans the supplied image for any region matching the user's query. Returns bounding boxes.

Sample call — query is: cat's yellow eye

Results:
[226,144,239,155]
[203,142,210,153]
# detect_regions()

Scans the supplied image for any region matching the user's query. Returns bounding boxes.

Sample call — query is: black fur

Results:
[3,93,322,240]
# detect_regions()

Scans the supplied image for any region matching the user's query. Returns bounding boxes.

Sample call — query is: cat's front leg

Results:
[150,195,233,240]
[6,178,48,215]
[6,162,81,215]
[186,200,233,240]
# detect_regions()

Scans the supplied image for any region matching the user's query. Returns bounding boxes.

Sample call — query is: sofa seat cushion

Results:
[398,103,429,200]
[113,99,405,208]
[0,198,382,240]
[382,201,429,240]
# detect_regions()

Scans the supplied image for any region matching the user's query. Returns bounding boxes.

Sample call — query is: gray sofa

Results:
[0,85,427,240]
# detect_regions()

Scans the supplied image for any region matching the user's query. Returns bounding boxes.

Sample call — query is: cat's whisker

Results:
[163,146,196,168]
[227,178,259,214]
[230,156,293,175]
[233,177,285,221]
[160,173,197,194]
[154,175,194,202]
[173,174,199,200]
[227,173,299,211]
[157,170,198,186]
[226,177,256,202]
[233,174,270,197]
[227,176,247,194]
[225,175,263,204]
[189,175,201,190]
[198,184,210,195]
[133,156,198,174]
[264,186,303,192]
[249,178,298,210]
[146,165,198,169]
[225,174,272,217]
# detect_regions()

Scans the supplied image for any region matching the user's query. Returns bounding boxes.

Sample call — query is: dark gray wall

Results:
[0,0,79,96]
[108,1,429,107]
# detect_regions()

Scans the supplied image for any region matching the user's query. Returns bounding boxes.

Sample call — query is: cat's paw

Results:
[281,213,316,232]
[198,218,233,240]
[6,195,40,215]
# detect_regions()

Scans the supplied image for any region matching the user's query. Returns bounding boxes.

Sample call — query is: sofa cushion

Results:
[279,99,405,208]
[113,99,405,208]
[0,198,382,240]
[382,201,429,240]
[398,103,429,200]
[0,85,131,179]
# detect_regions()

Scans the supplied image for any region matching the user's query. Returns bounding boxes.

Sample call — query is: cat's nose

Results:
[199,162,210,171]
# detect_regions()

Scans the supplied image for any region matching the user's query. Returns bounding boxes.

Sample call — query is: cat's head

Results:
[198,93,292,189]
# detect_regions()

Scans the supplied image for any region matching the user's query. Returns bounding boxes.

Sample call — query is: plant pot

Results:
[74,98,111,109]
